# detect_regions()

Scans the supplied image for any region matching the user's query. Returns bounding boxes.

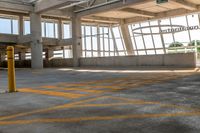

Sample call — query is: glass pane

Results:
[64,23,70,39]
[0,18,11,34]
[24,20,30,35]
[45,22,54,38]
[12,20,19,34]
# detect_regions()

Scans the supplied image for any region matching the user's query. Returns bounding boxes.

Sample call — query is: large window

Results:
[24,19,30,35]
[129,13,200,55]
[82,24,126,58]
[63,22,71,39]
[42,19,58,38]
[0,16,19,35]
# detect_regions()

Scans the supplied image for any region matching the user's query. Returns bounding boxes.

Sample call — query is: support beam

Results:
[0,52,6,62]
[58,18,63,40]
[170,0,198,11]
[35,0,82,13]
[124,8,197,24]
[84,16,121,23]
[19,15,24,36]
[18,51,26,61]
[45,49,54,60]
[30,13,43,69]
[120,20,134,55]
[76,0,150,17]
[120,8,156,18]
[71,13,82,67]
[0,2,32,12]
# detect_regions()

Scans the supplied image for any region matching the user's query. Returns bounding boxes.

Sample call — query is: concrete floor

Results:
[0,67,200,133]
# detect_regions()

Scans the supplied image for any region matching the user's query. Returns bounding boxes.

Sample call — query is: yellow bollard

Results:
[7,46,16,93]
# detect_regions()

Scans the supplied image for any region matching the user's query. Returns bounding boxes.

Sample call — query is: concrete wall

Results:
[0,59,73,68]
[0,53,196,68]
[80,53,196,68]
[44,59,73,67]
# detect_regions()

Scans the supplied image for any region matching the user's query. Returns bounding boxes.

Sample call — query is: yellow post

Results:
[7,46,16,93]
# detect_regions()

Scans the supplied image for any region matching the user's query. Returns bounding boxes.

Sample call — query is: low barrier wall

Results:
[0,53,196,68]
[80,53,196,68]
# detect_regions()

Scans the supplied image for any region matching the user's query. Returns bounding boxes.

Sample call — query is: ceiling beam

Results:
[170,0,198,10]
[34,0,82,13]
[76,0,154,17]
[124,8,196,24]
[83,16,121,23]
[120,8,156,17]
[0,2,33,12]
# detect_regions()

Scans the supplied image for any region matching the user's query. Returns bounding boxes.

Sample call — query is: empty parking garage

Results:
[0,0,200,133]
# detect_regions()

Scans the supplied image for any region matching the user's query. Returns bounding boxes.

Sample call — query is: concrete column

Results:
[45,49,54,60]
[120,21,134,55]
[19,15,24,36]
[71,13,82,67]
[97,25,101,57]
[18,51,26,61]
[30,12,43,69]
[0,52,6,62]
[58,18,63,40]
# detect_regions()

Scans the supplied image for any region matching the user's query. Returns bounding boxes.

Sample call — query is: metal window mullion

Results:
[130,25,139,55]
[139,23,147,55]
[148,21,157,55]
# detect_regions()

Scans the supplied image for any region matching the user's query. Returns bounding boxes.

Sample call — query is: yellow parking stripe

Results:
[110,96,198,112]
[46,87,104,94]
[1,111,200,125]
[19,88,86,99]
[0,96,110,121]
[40,85,57,89]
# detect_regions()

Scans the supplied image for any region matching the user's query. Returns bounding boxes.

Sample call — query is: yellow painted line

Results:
[72,102,155,108]
[40,85,58,89]
[1,111,200,125]
[19,88,86,99]
[110,96,160,105]
[58,78,122,86]
[86,85,121,90]
[46,87,104,94]
[110,96,198,112]
[0,96,110,121]
[60,83,88,87]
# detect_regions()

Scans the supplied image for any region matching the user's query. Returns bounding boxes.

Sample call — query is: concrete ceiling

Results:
[1,0,200,24]
[83,0,200,24]
[187,0,200,4]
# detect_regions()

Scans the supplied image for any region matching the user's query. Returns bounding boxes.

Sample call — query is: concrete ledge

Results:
[0,59,73,68]
[0,53,196,68]
[80,53,196,68]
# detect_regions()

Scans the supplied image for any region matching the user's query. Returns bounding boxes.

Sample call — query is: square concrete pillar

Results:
[45,49,54,60]
[71,14,82,67]
[30,13,43,69]
[120,21,134,55]
[19,15,24,36]
[0,52,5,62]
[18,51,26,61]
[58,18,63,40]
